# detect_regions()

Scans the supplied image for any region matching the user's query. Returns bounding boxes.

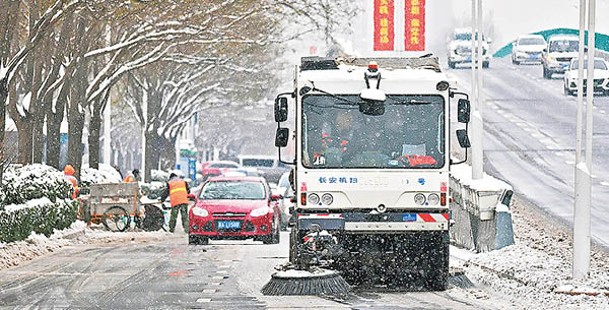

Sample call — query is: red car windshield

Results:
[199,181,266,200]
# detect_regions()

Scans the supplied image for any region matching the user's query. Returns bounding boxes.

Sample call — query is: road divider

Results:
[449,164,515,252]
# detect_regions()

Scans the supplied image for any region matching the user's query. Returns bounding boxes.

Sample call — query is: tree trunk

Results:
[88,100,103,170]
[17,121,33,164]
[0,78,6,165]
[32,112,45,163]
[46,114,61,169]
[67,64,87,180]
[0,79,5,187]
[67,102,84,179]
[0,2,20,169]
[162,135,177,171]
[144,129,161,183]
[46,76,70,170]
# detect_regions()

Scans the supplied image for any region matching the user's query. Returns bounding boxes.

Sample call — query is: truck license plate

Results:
[217,221,241,229]
[402,214,417,222]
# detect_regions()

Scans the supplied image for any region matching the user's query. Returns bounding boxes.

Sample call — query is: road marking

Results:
[600,181,609,187]
[202,289,217,294]
[531,133,544,139]
[215,270,228,274]
[219,265,231,269]
[518,124,530,131]
[540,138,560,149]
[196,298,212,303]
[565,160,575,165]
[210,282,222,286]
[212,276,224,280]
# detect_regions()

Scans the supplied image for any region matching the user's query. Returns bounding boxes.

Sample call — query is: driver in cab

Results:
[314,111,355,166]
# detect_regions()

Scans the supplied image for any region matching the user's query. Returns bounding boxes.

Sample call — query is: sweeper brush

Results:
[261,268,350,296]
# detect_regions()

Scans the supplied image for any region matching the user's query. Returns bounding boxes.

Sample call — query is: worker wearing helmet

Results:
[63,164,79,199]
[160,173,190,233]
[124,169,140,183]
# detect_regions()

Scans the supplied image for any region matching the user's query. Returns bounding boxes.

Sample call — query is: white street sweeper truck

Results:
[269,56,472,292]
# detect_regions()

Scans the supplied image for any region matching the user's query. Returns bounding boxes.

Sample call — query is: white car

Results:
[447,28,491,69]
[563,57,609,96]
[542,35,579,79]
[511,34,546,65]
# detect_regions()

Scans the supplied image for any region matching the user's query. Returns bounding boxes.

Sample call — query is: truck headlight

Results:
[308,193,320,205]
[321,193,334,205]
[250,207,270,217]
[428,193,440,205]
[414,193,426,205]
[192,207,209,217]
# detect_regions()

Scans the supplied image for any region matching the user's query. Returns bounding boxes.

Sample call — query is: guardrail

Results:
[449,164,515,252]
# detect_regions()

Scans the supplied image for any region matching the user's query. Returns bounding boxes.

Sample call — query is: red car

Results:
[188,176,282,245]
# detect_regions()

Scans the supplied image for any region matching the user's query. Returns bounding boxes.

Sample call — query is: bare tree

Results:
[0,1,83,165]
[0,0,359,180]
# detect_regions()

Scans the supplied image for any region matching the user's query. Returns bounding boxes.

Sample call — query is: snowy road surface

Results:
[0,229,515,309]
[1,217,608,309]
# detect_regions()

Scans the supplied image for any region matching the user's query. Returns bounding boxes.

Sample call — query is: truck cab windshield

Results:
[302,94,445,169]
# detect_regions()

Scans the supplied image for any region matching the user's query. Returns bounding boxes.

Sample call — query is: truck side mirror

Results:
[456,129,471,148]
[457,99,470,123]
[274,97,288,122]
[275,127,289,147]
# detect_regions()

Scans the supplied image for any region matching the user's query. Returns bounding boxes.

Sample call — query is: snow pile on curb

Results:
[0,221,85,270]
[0,221,170,271]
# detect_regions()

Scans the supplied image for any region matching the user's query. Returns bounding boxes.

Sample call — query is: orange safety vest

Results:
[65,175,79,199]
[168,179,188,207]
[124,175,136,183]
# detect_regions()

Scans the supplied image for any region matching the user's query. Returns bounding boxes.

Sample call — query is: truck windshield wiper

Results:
[307,83,359,107]
[386,95,432,105]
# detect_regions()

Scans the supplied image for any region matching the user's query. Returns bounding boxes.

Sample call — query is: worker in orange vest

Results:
[63,164,79,199]
[160,173,190,233]
[123,169,140,183]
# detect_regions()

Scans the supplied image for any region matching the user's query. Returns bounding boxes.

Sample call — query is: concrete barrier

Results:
[449,164,515,252]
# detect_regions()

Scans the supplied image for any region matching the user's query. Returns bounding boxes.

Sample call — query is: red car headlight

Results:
[250,207,270,217]
[192,207,209,217]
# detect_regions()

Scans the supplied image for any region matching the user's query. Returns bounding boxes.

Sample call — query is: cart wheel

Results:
[141,204,165,231]
[102,206,130,232]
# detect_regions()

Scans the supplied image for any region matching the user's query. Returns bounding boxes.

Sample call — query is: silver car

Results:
[511,34,546,65]
[276,171,294,230]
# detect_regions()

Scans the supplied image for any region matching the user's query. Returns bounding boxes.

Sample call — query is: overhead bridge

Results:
[493,27,609,58]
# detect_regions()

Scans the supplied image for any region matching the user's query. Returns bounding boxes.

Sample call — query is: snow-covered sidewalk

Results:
[0,221,172,271]
[452,196,609,309]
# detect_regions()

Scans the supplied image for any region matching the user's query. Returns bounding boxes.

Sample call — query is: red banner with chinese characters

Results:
[373,0,394,51]
[405,0,426,51]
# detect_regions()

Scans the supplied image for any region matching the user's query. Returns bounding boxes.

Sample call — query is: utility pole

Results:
[573,0,595,280]
[471,0,484,180]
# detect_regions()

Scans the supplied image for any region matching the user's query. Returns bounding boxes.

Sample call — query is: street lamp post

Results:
[573,0,595,280]
[471,0,484,180]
